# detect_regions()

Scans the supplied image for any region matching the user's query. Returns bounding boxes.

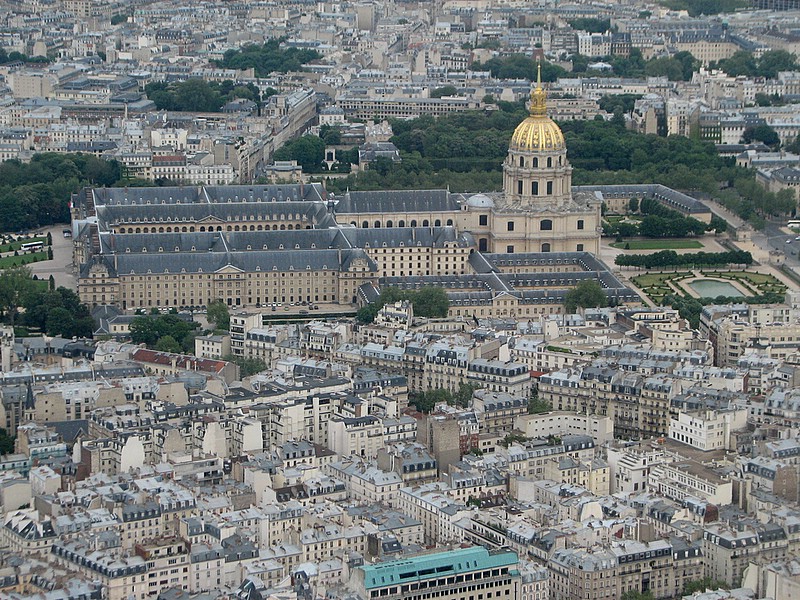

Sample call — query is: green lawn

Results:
[0,251,49,268]
[611,239,704,250]
[0,237,47,253]
[702,271,787,295]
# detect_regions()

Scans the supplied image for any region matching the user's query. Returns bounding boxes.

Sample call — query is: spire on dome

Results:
[529,61,547,118]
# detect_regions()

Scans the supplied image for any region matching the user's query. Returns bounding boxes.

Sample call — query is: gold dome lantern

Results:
[508,64,566,153]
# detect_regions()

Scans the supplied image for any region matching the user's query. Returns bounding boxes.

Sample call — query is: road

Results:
[753,220,800,267]
[26,224,77,290]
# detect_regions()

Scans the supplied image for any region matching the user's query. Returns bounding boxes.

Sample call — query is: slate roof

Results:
[334,189,460,214]
[86,248,378,277]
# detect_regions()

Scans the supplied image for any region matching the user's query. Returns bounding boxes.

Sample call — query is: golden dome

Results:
[509,64,566,153]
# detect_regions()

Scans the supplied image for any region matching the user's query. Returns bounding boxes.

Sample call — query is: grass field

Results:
[0,237,47,253]
[611,239,704,250]
[0,251,49,268]
[702,271,787,295]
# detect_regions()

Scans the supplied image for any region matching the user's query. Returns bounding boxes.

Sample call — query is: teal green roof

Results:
[360,547,518,590]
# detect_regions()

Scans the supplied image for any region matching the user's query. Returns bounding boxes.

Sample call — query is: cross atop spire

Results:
[529,60,547,117]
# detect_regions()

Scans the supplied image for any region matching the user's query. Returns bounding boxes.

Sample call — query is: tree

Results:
[567,18,610,33]
[223,354,267,377]
[409,388,452,413]
[48,275,55,291]
[129,315,160,347]
[742,124,780,148]
[683,578,730,595]
[45,307,74,337]
[620,592,653,600]
[564,280,608,313]
[0,428,14,455]
[430,86,459,98]
[528,395,551,414]
[628,197,639,213]
[413,286,450,318]
[207,300,230,331]
[708,215,728,233]
[212,38,321,77]
[273,135,326,171]
[756,49,799,79]
[0,266,34,326]
[453,383,478,408]
[155,335,183,353]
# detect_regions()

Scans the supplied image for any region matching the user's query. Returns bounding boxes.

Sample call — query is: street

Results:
[26,224,77,290]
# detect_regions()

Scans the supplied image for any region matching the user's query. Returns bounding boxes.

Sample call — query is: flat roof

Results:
[359,546,517,590]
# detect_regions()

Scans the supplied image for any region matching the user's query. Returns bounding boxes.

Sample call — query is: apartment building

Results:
[352,546,520,600]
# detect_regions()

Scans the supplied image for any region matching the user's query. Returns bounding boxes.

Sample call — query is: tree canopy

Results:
[145,79,261,112]
[129,314,200,354]
[212,38,321,77]
[742,124,780,148]
[409,383,477,413]
[615,249,753,269]
[21,286,94,338]
[471,55,567,82]
[357,286,450,324]
[714,50,799,79]
[0,153,122,232]
[207,300,230,331]
[564,280,608,313]
[657,0,748,15]
[320,106,777,230]
[567,18,610,33]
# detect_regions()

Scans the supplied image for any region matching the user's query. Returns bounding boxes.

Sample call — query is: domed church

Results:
[465,65,601,254]
[333,66,602,256]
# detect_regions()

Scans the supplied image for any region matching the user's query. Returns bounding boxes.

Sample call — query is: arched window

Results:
[386,220,393,227]
[533,157,538,167]
[519,156,524,167]
[398,220,406,227]
[547,157,552,167]
[434,219,441,227]
[541,242,551,252]
[423,220,429,227]
[374,220,381,228]
[541,219,553,231]
[411,220,417,227]
[362,221,369,228]
[446,219,453,226]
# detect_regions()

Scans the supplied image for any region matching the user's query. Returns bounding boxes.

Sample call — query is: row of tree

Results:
[356,286,450,324]
[615,249,753,269]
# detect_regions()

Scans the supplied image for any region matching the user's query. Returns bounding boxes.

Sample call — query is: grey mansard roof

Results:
[89,183,326,207]
[97,227,470,255]
[86,248,377,277]
[333,189,461,214]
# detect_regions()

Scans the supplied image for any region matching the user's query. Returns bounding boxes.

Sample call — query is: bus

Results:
[20,241,43,252]
[789,220,800,229]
